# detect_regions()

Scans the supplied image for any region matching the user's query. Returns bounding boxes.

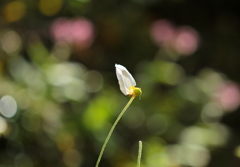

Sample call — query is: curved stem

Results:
[95,96,135,167]
[137,141,142,167]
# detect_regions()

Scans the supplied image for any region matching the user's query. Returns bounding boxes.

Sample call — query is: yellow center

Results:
[129,86,142,97]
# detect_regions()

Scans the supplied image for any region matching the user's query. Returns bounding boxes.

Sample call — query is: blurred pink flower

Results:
[150,19,175,46]
[215,82,240,111]
[171,26,199,55]
[150,20,200,56]
[51,18,94,49]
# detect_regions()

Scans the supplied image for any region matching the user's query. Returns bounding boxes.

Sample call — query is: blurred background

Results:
[1,0,240,167]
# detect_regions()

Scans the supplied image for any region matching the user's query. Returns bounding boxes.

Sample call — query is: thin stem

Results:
[95,96,135,167]
[137,141,142,167]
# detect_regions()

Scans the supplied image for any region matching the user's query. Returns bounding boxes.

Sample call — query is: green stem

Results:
[95,96,136,167]
[137,141,142,167]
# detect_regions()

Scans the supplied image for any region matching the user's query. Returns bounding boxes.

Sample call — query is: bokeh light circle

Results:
[84,70,103,93]
[0,116,8,134]
[1,30,22,55]
[0,95,18,118]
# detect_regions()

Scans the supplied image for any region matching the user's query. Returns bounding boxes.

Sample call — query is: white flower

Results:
[115,64,136,95]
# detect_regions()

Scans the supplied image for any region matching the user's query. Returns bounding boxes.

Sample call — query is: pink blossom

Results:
[150,19,200,56]
[150,19,175,46]
[171,26,199,55]
[51,18,94,49]
[215,82,240,111]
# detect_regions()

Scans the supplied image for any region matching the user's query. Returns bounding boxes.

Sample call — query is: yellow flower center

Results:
[129,86,142,97]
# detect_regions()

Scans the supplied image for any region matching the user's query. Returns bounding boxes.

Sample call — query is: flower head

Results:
[115,64,141,97]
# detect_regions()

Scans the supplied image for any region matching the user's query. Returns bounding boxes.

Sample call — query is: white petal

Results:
[116,69,128,95]
[115,64,136,95]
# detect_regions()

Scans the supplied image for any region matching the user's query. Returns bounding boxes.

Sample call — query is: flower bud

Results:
[133,87,142,97]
